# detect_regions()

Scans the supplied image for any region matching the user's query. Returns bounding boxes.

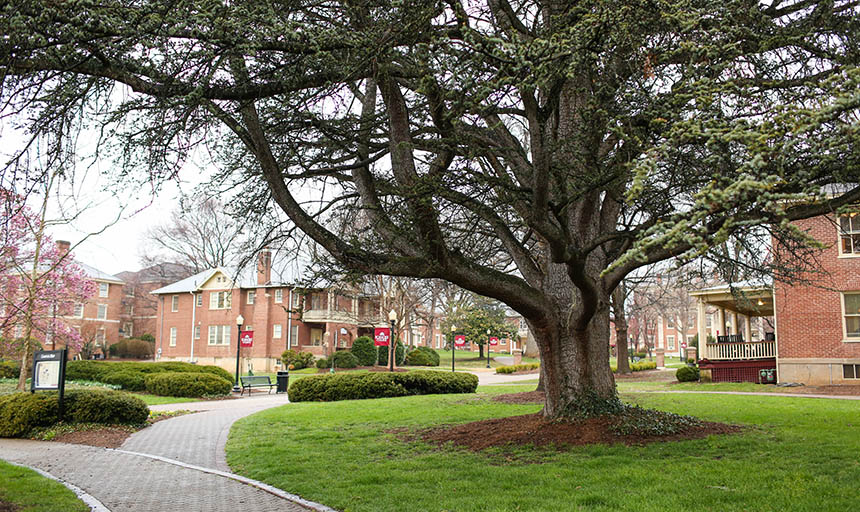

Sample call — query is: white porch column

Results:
[744,314,753,342]
[732,311,740,336]
[718,308,726,337]
[657,315,665,349]
[697,299,707,359]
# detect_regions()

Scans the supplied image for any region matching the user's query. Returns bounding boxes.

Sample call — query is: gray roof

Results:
[150,262,306,295]
[690,278,773,295]
[76,262,124,284]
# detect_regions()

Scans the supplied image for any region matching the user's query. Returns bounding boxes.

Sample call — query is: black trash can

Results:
[276,370,289,393]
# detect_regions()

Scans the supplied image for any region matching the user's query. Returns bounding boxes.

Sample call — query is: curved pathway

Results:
[0,393,335,512]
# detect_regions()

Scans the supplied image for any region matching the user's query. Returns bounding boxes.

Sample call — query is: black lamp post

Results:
[388,309,397,372]
[232,314,244,393]
[486,328,492,368]
[450,324,456,372]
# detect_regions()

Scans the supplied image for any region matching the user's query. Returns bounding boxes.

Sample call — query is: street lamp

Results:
[450,324,456,372]
[486,328,492,368]
[232,314,244,393]
[388,309,397,372]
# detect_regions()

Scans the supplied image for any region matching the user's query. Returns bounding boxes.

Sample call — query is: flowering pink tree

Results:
[1,190,95,389]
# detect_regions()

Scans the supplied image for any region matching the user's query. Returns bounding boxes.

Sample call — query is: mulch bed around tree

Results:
[399,390,741,452]
[0,500,18,512]
[417,411,740,452]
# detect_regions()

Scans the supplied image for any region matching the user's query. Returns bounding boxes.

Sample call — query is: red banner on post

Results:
[374,328,391,346]
[489,336,499,346]
[454,335,466,347]
[240,331,254,348]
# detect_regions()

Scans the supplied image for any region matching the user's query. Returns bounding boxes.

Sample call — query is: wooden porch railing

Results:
[703,340,776,360]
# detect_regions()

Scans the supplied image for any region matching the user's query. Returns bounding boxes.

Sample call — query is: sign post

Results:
[31,348,67,420]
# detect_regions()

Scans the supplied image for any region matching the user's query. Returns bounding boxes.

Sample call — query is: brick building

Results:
[150,251,392,372]
[116,263,192,340]
[692,211,860,385]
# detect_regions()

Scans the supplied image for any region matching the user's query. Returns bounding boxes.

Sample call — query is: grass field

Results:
[227,384,860,512]
[0,459,88,512]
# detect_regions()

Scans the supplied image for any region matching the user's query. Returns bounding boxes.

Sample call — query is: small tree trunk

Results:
[612,284,631,374]
[478,343,484,358]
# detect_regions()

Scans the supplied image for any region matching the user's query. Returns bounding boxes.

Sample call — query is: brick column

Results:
[655,348,665,368]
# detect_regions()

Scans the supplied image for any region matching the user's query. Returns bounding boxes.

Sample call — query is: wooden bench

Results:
[239,375,275,396]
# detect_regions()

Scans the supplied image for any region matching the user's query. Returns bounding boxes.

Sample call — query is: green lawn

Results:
[436,349,540,368]
[0,459,89,512]
[227,384,860,512]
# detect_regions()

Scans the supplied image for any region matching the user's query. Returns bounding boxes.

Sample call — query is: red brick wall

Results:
[774,215,860,360]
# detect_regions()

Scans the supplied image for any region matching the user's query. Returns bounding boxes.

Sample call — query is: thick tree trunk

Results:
[529,264,619,419]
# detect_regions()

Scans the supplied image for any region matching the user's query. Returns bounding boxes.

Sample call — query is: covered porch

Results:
[690,281,777,383]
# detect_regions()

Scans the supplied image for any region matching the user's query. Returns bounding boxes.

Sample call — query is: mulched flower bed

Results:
[37,411,195,449]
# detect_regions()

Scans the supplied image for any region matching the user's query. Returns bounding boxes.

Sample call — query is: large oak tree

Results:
[1,0,858,418]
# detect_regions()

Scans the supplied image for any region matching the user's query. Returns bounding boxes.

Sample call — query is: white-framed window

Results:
[706,314,712,328]
[292,292,301,308]
[290,325,298,344]
[169,327,177,346]
[843,292,860,340]
[245,325,253,331]
[500,338,507,345]
[311,293,324,310]
[247,290,256,305]
[844,364,860,379]
[96,329,105,345]
[208,325,230,345]
[195,294,203,307]
[274,289,283,303]
[666,316,674,329]
[73,303,84,318]
[838,213,860,256]
[519,318,527,331]
[436,334,441,348]
[125,304,134,316]
[209,291,231,310]
[122,322,133,337]
[273,324,282,338]
[99,282,109,298]
[194,325,201,340]
[97,304,107,320]
[125,286,135,297]
[666,335,675,350]
[171,295,179,312]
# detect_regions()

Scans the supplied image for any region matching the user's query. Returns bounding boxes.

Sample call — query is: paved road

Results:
[0,392,329,512]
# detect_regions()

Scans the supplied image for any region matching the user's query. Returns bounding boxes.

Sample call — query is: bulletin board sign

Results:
[31,349,67,391]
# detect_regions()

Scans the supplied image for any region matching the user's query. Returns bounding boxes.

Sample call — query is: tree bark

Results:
[612,283,631,374]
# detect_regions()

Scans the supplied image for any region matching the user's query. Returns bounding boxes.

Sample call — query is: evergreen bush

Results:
[676,366,700,382]
[102,370,147,391]
[0,360,20,379]
[404,347,440,366]
[144,372,232,397]
[315,357,330,369]
[281,350,315,370]
[331,351,359,368]
[288,370,478,402]
[349,336,376,366]
[496,362,540,374]
[376,340,405,367]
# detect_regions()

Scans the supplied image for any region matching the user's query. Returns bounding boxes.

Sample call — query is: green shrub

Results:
[102,370,147,391]
[633,352,648,359]
[332,351,359,368]
[676,366,700,382]
[0,393,58,437]
[496,362,540,374]
[377,340,405,367]
[144,372,232,397]
[65,360,112,381]
[288,370,478,402]
[0,360,20,379]
[631,361,657,371]
[281,350,315,370]
[349,336,376,366]
[64,389,148,425]
[316,357,330,369]
[404,347,439,366]
[138,334,155,342]
[0,390,149,438]
[108,339,155,359]
[65,360,231,384]
[196,365,233,382]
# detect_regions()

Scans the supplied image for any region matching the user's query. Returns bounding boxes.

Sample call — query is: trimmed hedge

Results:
[288,370,479,402]
[496,362,540,374]
[0,360,20,379]
[281,350,315,370]
[64,360,232,390]
[611,360,658,372]
[316,357,330,369]
[332,351,359,369]
[349,336,376,366]
[144,372,232,397]
[0,389,149,438]
[102,370,147,392]
[676,366,700,382]
[108,338,155,359]
[404,347,440,366]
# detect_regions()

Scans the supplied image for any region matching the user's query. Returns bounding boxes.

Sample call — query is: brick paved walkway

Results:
[0,392,333,512]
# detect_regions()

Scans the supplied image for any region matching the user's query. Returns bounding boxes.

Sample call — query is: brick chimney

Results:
[56,240,71,256]
[257,249,272,285]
